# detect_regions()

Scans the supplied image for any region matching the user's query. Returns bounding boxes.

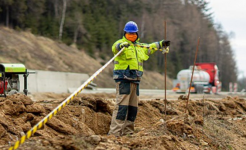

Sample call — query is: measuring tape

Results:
[134,44,169,54]
[8,48,126,150]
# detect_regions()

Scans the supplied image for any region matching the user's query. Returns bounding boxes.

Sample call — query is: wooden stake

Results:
[185,37,200,113]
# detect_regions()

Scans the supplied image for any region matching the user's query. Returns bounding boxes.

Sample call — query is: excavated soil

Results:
[0,93,246,150]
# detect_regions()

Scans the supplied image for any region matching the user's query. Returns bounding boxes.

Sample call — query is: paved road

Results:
[81,88,246,100]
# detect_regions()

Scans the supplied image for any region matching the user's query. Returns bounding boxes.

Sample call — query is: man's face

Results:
[125,32,137,42]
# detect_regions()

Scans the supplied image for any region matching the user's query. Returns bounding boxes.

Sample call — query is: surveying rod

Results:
[8,47,125,150]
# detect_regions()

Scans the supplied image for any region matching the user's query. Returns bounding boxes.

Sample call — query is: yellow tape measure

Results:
[134,44,169,53]
[8,48,127,150]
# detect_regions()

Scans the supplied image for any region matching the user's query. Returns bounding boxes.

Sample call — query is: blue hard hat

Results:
[124,21,138,33]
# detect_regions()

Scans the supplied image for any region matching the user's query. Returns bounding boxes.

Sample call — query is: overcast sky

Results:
[207,0,246,79]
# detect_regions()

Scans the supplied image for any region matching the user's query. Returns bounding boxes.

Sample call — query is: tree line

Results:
[0,0,237,90]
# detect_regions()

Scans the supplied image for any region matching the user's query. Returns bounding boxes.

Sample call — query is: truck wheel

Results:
[196,85,203,94]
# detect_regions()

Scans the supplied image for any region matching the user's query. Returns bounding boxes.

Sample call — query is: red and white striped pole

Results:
[229,82,233,93]
[234,83,237,94]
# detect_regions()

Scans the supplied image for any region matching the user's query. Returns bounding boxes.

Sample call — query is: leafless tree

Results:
[59,0,67,40]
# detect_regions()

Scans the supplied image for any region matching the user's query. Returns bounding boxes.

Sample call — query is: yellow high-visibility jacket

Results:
[112,36,160,80]
[112,36,160,72]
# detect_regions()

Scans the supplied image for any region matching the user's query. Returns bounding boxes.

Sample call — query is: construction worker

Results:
[108,21,170,136]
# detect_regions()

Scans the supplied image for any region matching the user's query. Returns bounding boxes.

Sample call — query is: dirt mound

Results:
[0,94,246,150]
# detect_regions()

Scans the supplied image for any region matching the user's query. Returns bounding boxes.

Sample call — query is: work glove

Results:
[119,42,130,49]
[160,40,170,47]
[162,47,169,54]
[159,40,170,54]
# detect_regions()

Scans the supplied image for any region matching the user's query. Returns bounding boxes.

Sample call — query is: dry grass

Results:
[0,27,172,89]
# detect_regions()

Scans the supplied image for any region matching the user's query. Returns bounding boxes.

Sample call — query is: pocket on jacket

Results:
[125,49,135,59]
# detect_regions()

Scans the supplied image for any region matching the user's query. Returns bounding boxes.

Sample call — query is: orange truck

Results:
[172,63,221,94]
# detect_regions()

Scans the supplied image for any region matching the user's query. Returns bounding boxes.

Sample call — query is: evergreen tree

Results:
[0,0,238,90]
